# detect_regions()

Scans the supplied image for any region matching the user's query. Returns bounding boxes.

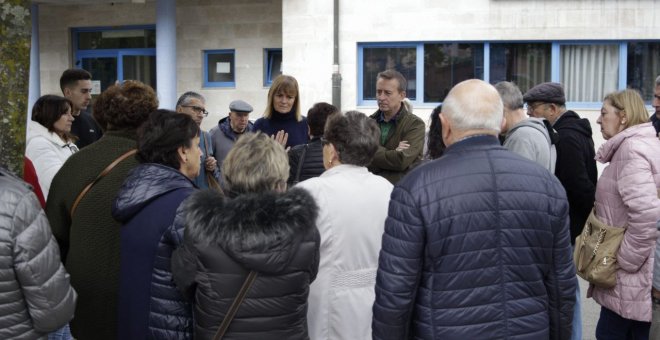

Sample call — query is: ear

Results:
[63,87,72,97]
[440,113,451,146]
[400,90,407,99]
[177,145,188,164]
[500,116,507,134]
[175,105,183,114]
[619,111,627,125]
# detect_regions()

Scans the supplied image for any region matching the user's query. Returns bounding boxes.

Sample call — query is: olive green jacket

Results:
[369,105,425,184]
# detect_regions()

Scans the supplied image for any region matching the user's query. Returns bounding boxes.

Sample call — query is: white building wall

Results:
[38,0,282,132]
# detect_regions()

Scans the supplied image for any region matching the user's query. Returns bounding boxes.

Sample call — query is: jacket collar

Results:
[596,122,655,163]
[446,134,501,154]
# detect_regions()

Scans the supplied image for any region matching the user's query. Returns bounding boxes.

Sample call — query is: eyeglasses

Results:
[526,102,547,113]
[181,105,209,117]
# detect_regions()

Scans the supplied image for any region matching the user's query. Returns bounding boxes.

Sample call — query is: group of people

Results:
[1,66,660,340]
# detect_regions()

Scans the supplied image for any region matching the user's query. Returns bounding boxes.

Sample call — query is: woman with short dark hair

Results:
[25,95,77,198]
[296,111,393,339]
[113,110,200,339]
[172,132,320,339]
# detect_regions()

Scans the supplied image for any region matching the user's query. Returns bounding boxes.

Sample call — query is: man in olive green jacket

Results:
[368,69,425,184]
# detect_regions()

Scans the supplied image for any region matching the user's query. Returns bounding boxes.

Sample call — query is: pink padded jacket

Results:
[588,122,660,322]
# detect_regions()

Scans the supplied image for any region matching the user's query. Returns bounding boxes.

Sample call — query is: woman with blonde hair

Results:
[255,74,309,148]
[172,132,320,339]
[590,89,660,340]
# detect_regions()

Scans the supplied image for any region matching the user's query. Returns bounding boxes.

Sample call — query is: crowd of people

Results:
[1,68,659,340]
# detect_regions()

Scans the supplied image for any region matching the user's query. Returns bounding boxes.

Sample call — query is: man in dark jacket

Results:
[288,102,338,185]
[209,99,255,168]
[368,69,425,184]
[60,68,103,148]
[372,79,576,340]
[523,82,597,242]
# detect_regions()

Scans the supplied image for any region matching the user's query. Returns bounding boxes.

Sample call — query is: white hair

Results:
[442,80,504,133]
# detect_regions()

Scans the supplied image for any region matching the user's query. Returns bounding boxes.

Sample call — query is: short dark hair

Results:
[60,69,92,93]
[377,69,407,92]
[93,80,158,131]
[324,111,379,166]
[137,110,200,170]
[426,104,446,160]
[307,102,338,137]
[31,95,76,140]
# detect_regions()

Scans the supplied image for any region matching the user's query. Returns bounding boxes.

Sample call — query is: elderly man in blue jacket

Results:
[372,79,577,340]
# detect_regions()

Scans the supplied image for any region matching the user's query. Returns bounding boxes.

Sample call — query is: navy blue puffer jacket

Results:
[112,163,196,339]
[372,135,577,340]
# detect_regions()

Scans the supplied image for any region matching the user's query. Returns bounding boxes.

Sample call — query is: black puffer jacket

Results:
[172,188,320,340]
[553,110,597,242]
[288,137,324,185]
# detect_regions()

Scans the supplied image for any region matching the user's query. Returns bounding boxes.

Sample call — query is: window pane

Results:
[561,44,619,102]
[489,43,551,94]
[362,47,416,100]
[207,52,234,83]
[123,55,156,90]
[627,42,660,102]
[265,49,282,85]
[424,43,483,102]
[77,29,156,50]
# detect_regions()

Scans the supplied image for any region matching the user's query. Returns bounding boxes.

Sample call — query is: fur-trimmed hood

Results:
[182,187,318,273]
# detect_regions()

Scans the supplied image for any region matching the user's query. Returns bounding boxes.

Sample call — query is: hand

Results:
[395,141,410,152]
[204,156,217,171]
[271,130,289,148]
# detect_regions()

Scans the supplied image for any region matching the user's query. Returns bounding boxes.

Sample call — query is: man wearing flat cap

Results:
[209,99,255,167]
[524,82,596,340]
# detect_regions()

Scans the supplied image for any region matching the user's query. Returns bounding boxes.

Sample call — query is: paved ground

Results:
[579,276,600,340]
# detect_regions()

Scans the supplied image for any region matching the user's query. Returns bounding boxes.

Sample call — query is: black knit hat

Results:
[523,82,566,105]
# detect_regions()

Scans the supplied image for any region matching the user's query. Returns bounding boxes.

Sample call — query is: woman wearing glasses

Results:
[176,91,220,189]
[25,95,78,199]
[296,111,393,339]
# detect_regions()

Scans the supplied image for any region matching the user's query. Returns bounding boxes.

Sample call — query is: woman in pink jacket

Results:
[590,89,660,340]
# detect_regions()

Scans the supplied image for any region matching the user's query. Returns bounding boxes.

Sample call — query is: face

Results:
[376,77,405,116]
[653,84,660,118]
[273,91,295,114]
[526,102,549,119]
[177,98,206,126]
[182,136,202,179]
[53,106,74,135]
[64,80,93,113]
[229,111,249,133]
[597,100,626,140]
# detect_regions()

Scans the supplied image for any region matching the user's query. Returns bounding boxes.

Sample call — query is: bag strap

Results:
[213,270,258,340]
[294,144,309,184]
[70,149,137,217]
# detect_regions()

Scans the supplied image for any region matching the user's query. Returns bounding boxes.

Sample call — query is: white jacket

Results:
[25,121,78,199]
[296,164,393,340]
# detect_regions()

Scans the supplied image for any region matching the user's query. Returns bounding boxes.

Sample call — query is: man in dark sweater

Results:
[60,69,103,149]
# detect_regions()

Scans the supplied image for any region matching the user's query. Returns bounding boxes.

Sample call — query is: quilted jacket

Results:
[288,137,325,185]
[171,188,320,340]
[112,163,196,339]
[372,135,577,340]
[589,122,660,322]
[0,167,76,339]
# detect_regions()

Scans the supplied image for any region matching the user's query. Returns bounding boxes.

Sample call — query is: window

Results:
[627,42,660,101]
[489,43,551,94]
[359,40,660,107]
[73,26,156,92]
[560,44,619,102]
[424,43,483,102]
[264,49,282,86]
[204,50,235,88]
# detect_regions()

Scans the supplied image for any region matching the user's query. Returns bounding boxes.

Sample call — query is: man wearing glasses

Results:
[523,82,597,340]
[176,91,219,189]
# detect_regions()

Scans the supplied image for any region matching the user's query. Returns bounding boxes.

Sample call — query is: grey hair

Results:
[656,75,660,86]
[494,81,523,111]
[442,79,503,133]
[176,91,206,107]
[323,110,380,166]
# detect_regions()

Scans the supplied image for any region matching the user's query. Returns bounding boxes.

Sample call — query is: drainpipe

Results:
[331,0,342,110]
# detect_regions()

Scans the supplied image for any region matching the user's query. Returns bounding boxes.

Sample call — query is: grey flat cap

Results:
[523,82,566,105]
[229,99,253,113]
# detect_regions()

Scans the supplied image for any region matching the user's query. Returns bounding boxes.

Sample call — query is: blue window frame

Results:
[264,48,282,86]
[203,49,236,88]
[358,40,660,108]
[73,26,156,92]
